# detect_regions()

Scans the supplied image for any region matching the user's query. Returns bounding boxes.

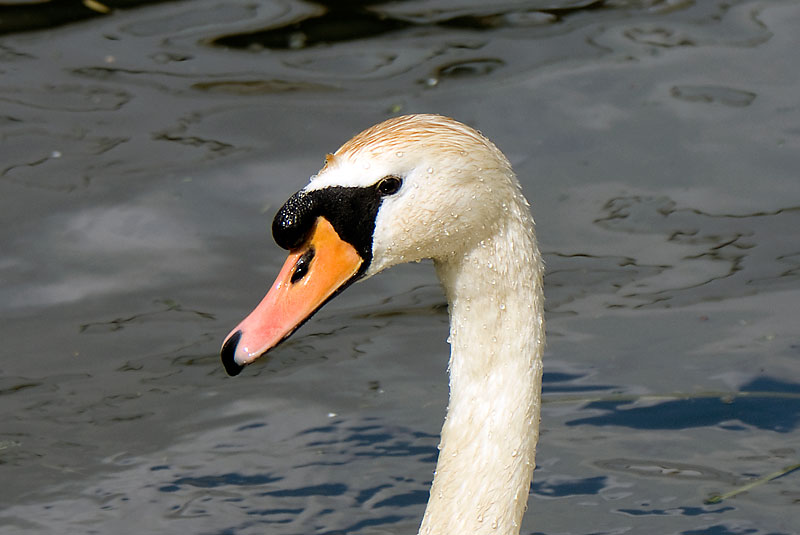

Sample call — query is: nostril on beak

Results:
[290,247,315,284]
[220,330,245,376]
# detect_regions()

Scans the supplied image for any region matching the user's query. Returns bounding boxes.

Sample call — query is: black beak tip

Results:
[221,330,245,377]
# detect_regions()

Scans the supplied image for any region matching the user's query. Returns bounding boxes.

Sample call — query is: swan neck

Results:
[420,212,545,535]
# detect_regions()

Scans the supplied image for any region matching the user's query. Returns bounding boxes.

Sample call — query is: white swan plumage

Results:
[221,114,545,535]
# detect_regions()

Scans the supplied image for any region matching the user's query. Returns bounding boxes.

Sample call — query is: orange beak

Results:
[221,216,363,375]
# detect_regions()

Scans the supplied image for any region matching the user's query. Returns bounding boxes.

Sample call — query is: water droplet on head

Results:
[396,151,404,157]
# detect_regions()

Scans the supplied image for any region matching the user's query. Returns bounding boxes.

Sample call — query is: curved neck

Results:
[421,207,545,535]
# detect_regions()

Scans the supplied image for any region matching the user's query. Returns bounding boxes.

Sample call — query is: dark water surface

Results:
[1,1,799,534]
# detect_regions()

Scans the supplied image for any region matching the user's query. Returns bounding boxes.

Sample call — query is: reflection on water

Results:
[208,0,606,51]
[568,377,800,433]
[1,0,799,534]
[211,3,411,51]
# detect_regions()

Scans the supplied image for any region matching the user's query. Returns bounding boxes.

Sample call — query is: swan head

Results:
[221,114,523,375]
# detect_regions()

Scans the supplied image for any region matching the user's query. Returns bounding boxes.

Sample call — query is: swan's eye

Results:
[376,176,402,196]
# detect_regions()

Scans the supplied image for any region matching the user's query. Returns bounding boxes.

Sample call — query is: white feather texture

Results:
[308,114,545,535]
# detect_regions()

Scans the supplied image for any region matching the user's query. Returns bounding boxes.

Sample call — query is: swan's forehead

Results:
[305,157,401,191]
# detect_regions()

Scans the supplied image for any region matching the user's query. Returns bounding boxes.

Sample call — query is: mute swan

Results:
[221,114,544,535]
